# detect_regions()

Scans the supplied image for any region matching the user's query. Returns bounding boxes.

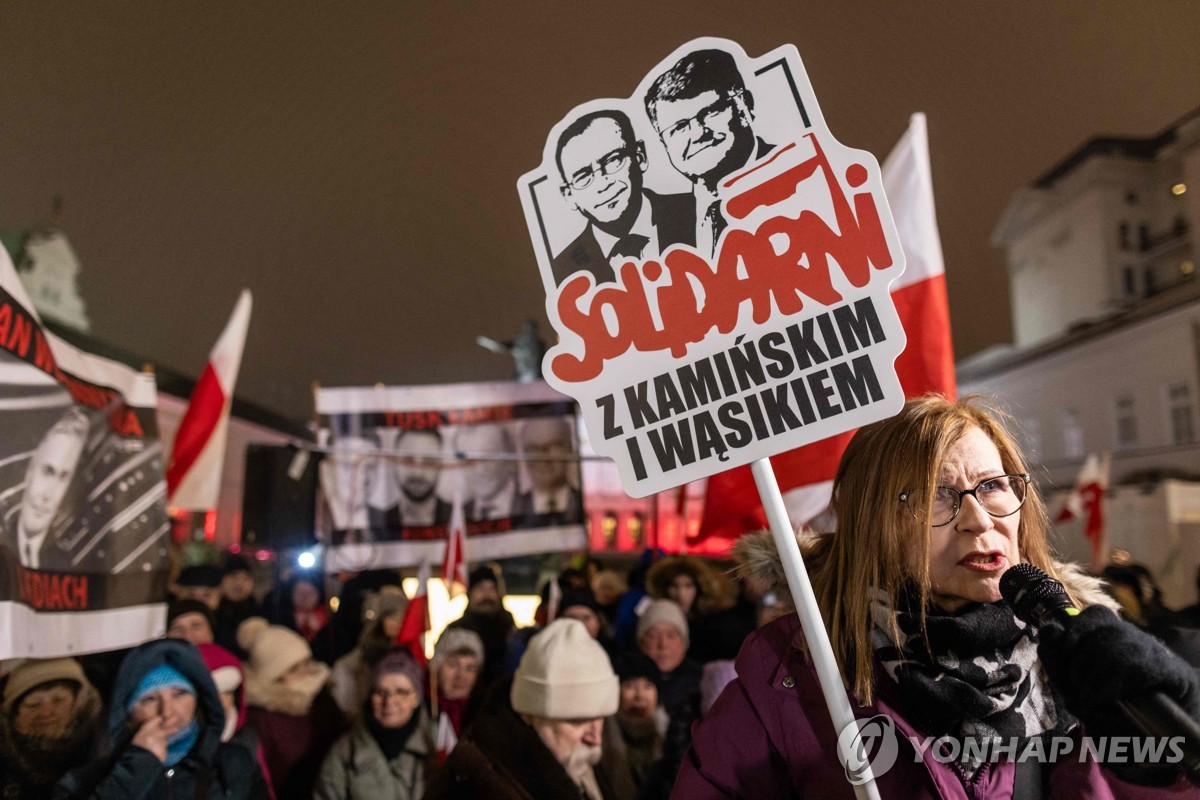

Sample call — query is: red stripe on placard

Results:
[693,273,956,547]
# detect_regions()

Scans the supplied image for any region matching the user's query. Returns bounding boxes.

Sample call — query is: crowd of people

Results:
[4,396,1200,798]
[0,537,767,799]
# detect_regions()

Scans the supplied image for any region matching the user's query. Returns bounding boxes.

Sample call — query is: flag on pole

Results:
[1056,454,1111,570]
[696,113,956,548]
[396,560,431,668]
[435,711,459,764]
[442,493,468,597]
[166,289,253,510]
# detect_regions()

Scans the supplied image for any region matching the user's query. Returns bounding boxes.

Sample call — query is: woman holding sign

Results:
[674,396,1200,798]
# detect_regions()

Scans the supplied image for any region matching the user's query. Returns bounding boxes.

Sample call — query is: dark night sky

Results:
[1,3,1197,422]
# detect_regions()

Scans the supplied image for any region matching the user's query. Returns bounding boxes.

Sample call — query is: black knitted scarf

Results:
[871,594,1073,774]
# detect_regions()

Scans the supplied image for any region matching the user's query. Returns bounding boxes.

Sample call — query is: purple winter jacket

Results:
[673,613,1199,799]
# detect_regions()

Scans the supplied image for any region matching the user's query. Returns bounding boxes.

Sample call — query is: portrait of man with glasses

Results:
[550,109,692,286]
[644,48,775,257]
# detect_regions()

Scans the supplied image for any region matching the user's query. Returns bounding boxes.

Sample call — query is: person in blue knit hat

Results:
[53,638,269,799]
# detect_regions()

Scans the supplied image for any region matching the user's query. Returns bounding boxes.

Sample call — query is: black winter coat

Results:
[52,639,269,800]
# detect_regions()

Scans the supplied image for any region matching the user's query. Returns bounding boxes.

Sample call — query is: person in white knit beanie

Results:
[425,618,618,800]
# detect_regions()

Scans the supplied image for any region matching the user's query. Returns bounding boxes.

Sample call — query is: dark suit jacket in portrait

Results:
[0,543,17,601]
[367,498,453,539]
[512,486,584,530]
[550,190,694,286]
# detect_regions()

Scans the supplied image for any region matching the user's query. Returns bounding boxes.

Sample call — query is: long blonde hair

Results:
[808,395,1075,705]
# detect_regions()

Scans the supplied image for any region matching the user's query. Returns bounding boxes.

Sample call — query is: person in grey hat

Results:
[425,619,619,800]
[430,627,484,737]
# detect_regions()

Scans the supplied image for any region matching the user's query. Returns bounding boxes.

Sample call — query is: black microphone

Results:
[1001,563,1200,784]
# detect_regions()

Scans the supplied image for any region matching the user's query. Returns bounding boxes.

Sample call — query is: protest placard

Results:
[519,38,908,497]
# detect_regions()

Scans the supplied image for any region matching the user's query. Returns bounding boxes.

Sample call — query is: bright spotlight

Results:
[297,550,317,569]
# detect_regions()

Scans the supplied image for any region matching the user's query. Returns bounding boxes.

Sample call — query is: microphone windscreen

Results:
[1000,562,1072,626]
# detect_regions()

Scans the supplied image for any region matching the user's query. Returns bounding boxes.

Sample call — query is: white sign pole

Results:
[751,456,881,800]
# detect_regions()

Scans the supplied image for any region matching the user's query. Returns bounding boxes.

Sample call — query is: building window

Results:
[1114,396,1137,449]
[1168,383,1195,445]
[1119,223,1131,250]
[1122,266,1136,296]
[1060,409,1084,459]
[601,512,618,548]
[628,511,645,546]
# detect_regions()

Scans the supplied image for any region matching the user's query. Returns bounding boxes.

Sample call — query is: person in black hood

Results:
[53,638,269,800]
[213,554,261,656]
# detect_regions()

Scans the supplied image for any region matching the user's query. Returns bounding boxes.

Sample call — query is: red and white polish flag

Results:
[1056,453,1111,570]
[166,289,253,510]
[435,711,459,764]
[396,559,431,668]
[696,113,957,547]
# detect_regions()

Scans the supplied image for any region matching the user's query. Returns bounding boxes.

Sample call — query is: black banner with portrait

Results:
[0,253,168,658]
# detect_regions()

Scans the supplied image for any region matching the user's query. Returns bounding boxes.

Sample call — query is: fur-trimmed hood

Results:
[730,529,1120,614]
[646,555,737,615]
[244,660,331,717]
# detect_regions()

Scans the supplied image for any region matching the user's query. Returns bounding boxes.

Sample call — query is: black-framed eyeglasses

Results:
[660,93,739,143]
[564,148,632,191]
[372,687,416,702]
[899,473,1030,527]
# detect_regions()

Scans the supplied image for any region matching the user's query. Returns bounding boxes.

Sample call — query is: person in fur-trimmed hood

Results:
[237,616,348,799]
[1,658,103,800]
[646,555,736,618]
[646,555,753,665]
[675,396,1200,799]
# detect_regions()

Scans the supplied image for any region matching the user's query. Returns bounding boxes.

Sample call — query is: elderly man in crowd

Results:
[425,618,618,800]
